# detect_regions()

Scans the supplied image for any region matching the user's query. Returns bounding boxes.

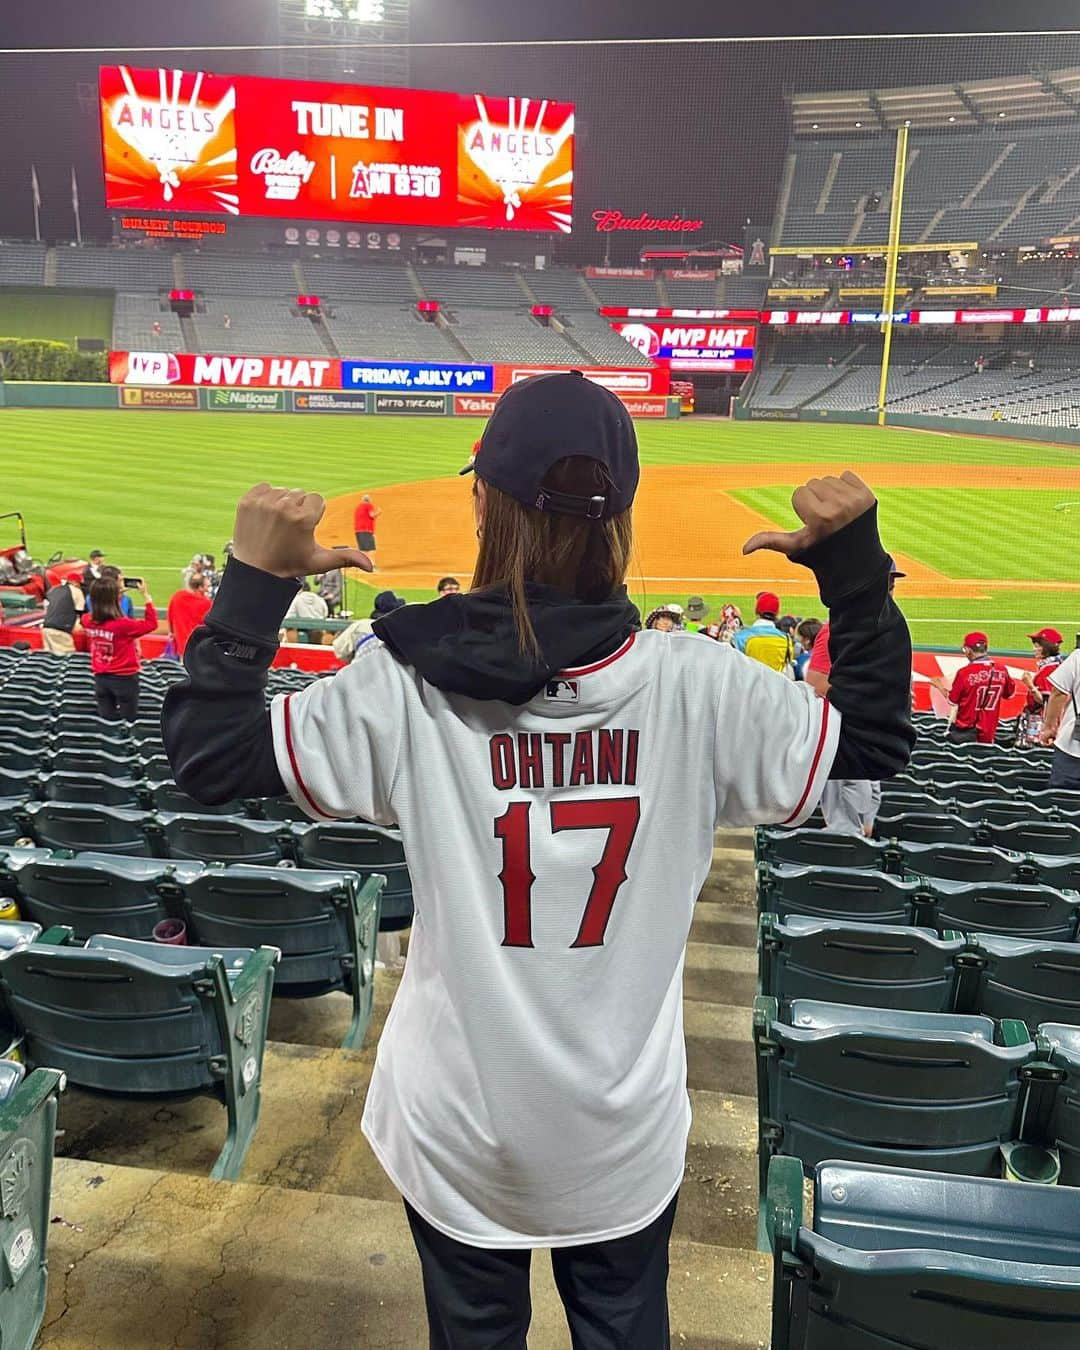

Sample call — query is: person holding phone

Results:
[81,576,158,721]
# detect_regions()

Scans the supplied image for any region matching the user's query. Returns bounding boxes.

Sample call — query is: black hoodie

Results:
[163,505,913,803]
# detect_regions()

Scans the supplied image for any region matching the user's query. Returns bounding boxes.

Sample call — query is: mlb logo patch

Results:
[545,679,579,703]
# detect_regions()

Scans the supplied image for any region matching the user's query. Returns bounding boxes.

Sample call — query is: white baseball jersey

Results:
[270,628,839,1248]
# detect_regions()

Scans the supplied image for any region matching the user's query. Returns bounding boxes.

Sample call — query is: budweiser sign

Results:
[592,210,704,233]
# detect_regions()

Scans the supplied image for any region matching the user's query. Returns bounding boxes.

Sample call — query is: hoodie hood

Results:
[374,583,641,705]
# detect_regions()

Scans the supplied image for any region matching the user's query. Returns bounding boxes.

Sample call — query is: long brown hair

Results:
[471,456,633,656]
[88,577,122,624]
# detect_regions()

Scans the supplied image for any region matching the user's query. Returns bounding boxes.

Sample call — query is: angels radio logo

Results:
[100,66,240,214]
[457,95,574,233]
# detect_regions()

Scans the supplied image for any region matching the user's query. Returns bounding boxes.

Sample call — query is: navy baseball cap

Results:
[459,370,639,520]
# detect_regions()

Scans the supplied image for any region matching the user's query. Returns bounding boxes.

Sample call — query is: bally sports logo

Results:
[250,148,315,201]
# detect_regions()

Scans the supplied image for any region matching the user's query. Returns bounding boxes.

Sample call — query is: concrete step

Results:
[41,1158,771,1349]
[690,904,758,948]
[699,849,756,905]
[684,942,757,1005]
[55,1038,761,1251]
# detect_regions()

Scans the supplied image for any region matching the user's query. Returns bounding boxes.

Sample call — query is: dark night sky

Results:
[3,4,1080,251]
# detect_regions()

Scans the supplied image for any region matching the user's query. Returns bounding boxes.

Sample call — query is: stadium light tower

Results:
[272,0,410,86]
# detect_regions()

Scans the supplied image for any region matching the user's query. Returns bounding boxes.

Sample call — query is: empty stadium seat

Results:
[37,771,141,807]
[1043,1025,1080,1186]
[754,997,1033,1201]
[876,813,982,846]
[989,820,1080,856]
[1,931,279,1181]
[759,915,963,1013]
[955,798,1055,826]
[756,828,889,871]
[2,853,202,941]
[0,1065,66,1350]
[929,879,1080,941]
[144,781,246,816]
[16,801,152,856]
[292,822,413,930]
[0,799,29,846]
[765,1154,1080,1350]
[974,936,1080,1027]
[757,864,919,924]
[899,842,1021,883]
[182,868,384,1049]
[158,813,287,865]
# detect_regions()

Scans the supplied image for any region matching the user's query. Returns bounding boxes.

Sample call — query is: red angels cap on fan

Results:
[1028,627,1064,644]
[756,591,781,616]
[963,632,989,650]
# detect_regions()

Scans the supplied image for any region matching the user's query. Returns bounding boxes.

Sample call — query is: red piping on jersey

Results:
[283,693,332,820]
[560,632,637,678]
[781,701,832,826]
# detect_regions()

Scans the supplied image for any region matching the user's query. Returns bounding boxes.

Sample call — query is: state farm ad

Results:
[610,319,757,372]
[109,351,341,389]
[99,65,574,233]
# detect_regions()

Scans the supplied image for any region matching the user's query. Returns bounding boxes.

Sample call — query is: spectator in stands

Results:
[332,590,406,662]
[81,549,105,591]
[81,576,157,722]
[182,554,206,589]
[717,603,742,644]
[151,319,161,337]
[437,577,461,597]
[354,494,381,568]
[282,580,329,644]
[1019,626,1064,746]
[794,618,823,681]
[167,574,212,659]
[930,632,1016,745]
[644,604,684,632]
[223,313,232,330]
[733,592,794,676]
[41,571,84,656]
[1028,356,1037,375]
[317,569,344,618]
[1039,645,1080,786]
[685,596,709,631]
[99,565,134,618]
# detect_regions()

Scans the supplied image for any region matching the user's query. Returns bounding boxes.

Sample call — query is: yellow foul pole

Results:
[877,124,909,427]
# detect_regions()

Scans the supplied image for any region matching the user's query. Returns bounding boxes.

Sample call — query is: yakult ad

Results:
[99,65,574,233]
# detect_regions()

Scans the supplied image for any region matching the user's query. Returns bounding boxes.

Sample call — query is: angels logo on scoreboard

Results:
[457,94,574,233]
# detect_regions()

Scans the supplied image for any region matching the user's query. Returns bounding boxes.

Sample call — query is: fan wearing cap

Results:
[162,373,913,1348]
[732,590,795,676]
[41,570,86,656]
[930,632,1016,745]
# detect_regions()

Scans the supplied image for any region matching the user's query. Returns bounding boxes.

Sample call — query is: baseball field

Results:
[6,406,1079,649]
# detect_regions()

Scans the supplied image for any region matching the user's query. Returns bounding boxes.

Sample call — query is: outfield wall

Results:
[0,381,680,418]
[732,398,1080,446]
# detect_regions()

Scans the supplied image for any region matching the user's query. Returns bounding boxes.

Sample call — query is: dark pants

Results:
[947,723,979,746]
[1051,747,1080,789]
[356,531,376,554]
[94,672,140,722]
[404,1193,678,1350]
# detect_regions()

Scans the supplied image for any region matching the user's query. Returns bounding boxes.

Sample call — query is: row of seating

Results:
[760,862,1080,939]
[760,913,1080,1025]
[1,767,313,817]
[0,849,384,1050]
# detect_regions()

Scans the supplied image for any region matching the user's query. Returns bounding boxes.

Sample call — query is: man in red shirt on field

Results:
[167,574,212,658]
[932,632,1016,745]
[354,494,381,569]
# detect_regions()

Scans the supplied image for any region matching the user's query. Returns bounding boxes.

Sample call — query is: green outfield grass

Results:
[4,407,1078,649]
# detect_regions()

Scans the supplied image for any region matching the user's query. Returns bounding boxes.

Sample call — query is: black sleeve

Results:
[162,560,299,804]
[790,505,915,781]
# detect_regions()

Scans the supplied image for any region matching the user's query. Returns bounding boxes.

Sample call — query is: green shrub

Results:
[0,337,107,382]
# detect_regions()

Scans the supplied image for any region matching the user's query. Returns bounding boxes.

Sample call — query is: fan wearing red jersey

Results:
[933,632,1016,744]
[163,373,914,1349]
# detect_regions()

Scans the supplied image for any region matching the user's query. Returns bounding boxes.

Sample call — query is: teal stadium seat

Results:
[0,798,28,846]
[16,801,153,856]
[0,1065,66,1350]
[182,867,384,1049]
[1,852,203,941]
[37,771,141,807]
[144,781,247,816]
[292,822,414,931]
[754,997,1033,1210]
[1041,1024,1080,1185]
[927,879,1080,941]
[757,865,919,925]
[49,747,135,780]
[759,915,963,1013]
[765,1155,1080,1350]
[158,813,288,865]
[899,841,1020,883]
[989,819,1080,856]
[140,755,173,781]
[756,828,889,871]
[0,931,279,1181]
[956,798,1055,826]
[255,797,315,823]
[0,745,42,773]
[975,936,1080,1026]
[875,813,982,846]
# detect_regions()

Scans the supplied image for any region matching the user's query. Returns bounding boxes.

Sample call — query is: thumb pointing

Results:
[311,547,373,574]
[742,530,797,557]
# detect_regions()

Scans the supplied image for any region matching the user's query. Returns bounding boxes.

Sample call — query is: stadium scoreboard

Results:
[99,65,574,234]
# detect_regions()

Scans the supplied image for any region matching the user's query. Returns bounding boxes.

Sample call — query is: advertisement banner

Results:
[492,365,670,397]
[118,385,199,409]
[598,307,758,321]
[607,320,757,373]
[585,266,655,279]
[109,351,340,389]
[664,269,716,281]
[100,64,574,233]
[618,397,673,418]
[293,390,368,413]
[207,388,286,412]
[342,360,493,393]
[372,392,450,415]
[454,393,500,417]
